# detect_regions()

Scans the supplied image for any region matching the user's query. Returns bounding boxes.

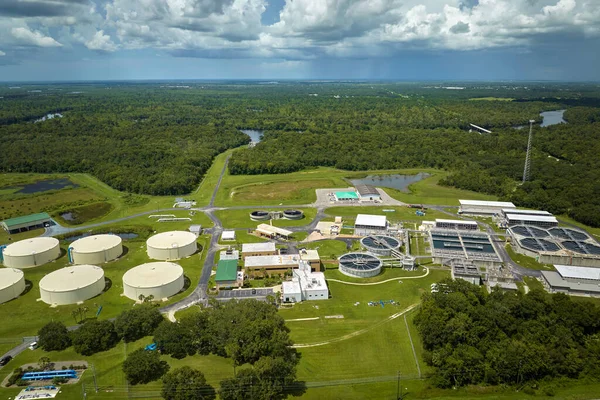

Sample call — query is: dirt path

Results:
[326,268,429,286]
[292,304,419,348]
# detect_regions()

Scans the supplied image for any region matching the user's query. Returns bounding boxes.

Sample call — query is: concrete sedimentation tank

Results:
[283,210,304,220]
[122,262,184,301]
[69,234,123,265]
[361,235,402,256]
[146,231,197,260]
[250,211,270,221]
[2,237,60,268]
[0,268,26,304]
[39,265,105,305]
[338,252,383,278]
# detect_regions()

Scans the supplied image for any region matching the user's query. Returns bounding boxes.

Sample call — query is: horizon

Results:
[1,0,599,82]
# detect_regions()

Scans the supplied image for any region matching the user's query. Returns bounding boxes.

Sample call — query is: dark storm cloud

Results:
[0,0,89,18]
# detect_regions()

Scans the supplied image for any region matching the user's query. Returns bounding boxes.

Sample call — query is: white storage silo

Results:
[146,231,197,260]
[122,262,184,301]
[69,234,123,265]
[0,268,26,304]
[2,237,60,268]
[39,265,105,305]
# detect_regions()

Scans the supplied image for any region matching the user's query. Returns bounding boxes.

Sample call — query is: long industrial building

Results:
[255,224,293,240]
[435,219,478,231]
[458,200,516,216]
[541,265,600,297]
[1,212,52,234]
[244,254,301,277]
[241,242,277,258]
[502,213,559,229]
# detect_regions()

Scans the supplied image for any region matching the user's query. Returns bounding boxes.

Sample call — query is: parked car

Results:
[28,341,38,350]
[0,355,12,366]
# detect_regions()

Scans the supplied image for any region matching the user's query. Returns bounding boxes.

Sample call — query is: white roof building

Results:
[355,214,387,227]
[501,209,552,216]
[282,261,329,302]
[459,200,516,208]
[505,214,558,224]
[459,200,516,216]
[555,265,600,281]
[221,230,236,241]
[244,254,300,269]
[255,224,293,238]
[241,242,277,254]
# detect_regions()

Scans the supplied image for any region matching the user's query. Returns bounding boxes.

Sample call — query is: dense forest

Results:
[414,280,600,391]
[1,82,599,225]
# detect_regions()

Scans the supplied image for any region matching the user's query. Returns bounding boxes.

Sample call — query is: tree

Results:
[153,320,195,359]
[161,366,215,400]
[38,321,71,351]
[123,348,170,385]
[38,357,51,371]
[115,304,164,342]
[219,369,260,400]
[71,320,119,356]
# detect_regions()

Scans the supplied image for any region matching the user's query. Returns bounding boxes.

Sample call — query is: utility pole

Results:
[522,119,535,183]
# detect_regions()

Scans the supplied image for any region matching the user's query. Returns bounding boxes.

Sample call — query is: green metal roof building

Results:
[1,212,52,234]
[215,259,240,288]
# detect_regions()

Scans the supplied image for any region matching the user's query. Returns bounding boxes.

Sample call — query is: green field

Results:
[505,244,554,271]
[302,239,350,260]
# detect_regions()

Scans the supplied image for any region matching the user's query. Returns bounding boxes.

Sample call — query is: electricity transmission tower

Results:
[522,119,535,183]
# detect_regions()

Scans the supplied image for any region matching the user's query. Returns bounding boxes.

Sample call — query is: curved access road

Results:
[327,268,429,286]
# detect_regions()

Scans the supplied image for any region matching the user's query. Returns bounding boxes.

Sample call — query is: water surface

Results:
[351,173,431,193]
[11,178,78,194]
[540,110,566,127]
[240,129,263,144]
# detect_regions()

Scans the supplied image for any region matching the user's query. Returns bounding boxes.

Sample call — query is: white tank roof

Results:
[123,262,184,288]
[70,234,122,253]
[147,231,196,249]
[40,265,104,292]
[0,268,25,290]
[3,237,59,256]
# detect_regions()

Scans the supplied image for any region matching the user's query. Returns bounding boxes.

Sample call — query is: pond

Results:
[351,172,431,193]
[10,178,78,194]
[240,129,263,144]
[65,232,138,242]
[540,109,566,127]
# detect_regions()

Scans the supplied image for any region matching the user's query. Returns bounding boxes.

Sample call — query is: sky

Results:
[0,0,599,81]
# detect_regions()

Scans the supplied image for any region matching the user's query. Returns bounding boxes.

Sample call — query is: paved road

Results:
[215,288,274,300]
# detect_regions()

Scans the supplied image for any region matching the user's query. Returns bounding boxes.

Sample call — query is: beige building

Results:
[123,262,184,301]
[146,231,197,260]
[241,242,278,258]
[39,265,105,305]
[69,234,123,265]
[299,249,321,271]
[244,254,301,277]
[0,268,26,304]
[2,237,60,269]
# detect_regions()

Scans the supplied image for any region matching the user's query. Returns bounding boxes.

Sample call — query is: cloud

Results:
[85,30,117,51]
[11,27,63,47]
[0,0,91,17]
[0,50,5,56]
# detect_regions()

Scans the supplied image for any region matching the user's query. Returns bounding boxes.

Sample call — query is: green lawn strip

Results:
[505,244,554,271]
[0,233,209,339]
[214,208,317,229]
[382,172,498,206]
[324,267,429,283]
[324,206,450,225]
[191,148,236,207]
[225,178,338,206]
[523,276,544,291]
[303,240,349,260]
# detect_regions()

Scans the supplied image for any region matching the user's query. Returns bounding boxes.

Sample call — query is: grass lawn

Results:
[191,148,236,207]
[303,240,350,260]
[215,208,317,229]
[382,172,497,206]
[324,267,429,284]
[0,227,45,246]
[218,230,269,246]
[53,201,114,226]
[324,206,449,225]
[505,244,554,271]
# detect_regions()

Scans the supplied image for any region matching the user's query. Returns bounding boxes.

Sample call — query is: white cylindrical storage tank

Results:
[39,265,105,305]
[0,268,26,304]
[146,231,197,260]
[122,262,184,301]
[69,234,123,265]
[338,252,383,278]
[2,237,60,269]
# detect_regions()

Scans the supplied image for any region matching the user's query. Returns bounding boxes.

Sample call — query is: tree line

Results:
[414,279,600,394]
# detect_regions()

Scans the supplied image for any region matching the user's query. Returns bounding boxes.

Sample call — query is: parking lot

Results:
[215,288,274,299]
